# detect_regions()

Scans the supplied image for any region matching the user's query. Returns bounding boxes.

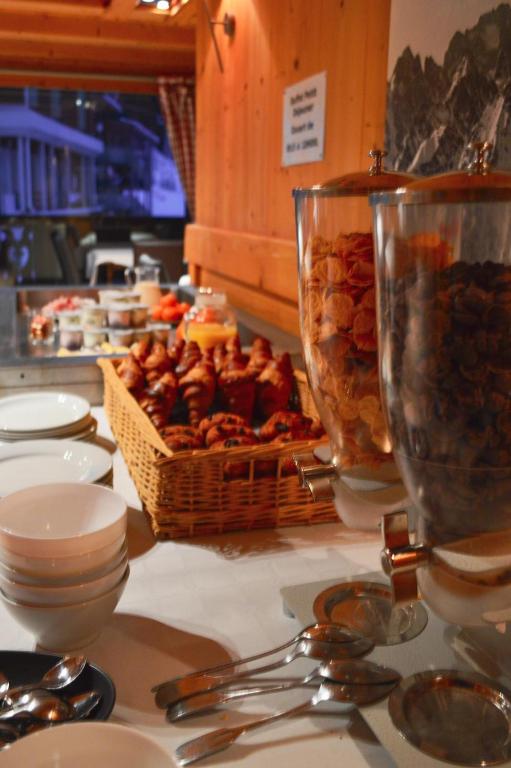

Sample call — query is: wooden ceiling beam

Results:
[0,7,195,48]
[0,35,194,76]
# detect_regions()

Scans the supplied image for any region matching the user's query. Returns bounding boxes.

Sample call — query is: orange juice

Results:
[187,322,238,350]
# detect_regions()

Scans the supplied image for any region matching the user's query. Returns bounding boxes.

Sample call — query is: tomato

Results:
[152,305,163,321]
[177,302,191,314]
[161,292,178,308]
[161,306,175,323]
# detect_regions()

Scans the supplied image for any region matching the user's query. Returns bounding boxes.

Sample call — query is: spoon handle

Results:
[168,675,316,722]
[155,651,298,709]
[175,699,316,766]
[152,636,296,694]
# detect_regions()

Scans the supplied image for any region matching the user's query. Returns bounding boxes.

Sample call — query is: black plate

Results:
[0,650,115,720]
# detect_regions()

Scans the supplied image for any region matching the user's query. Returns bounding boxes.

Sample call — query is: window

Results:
[0,87,186,219]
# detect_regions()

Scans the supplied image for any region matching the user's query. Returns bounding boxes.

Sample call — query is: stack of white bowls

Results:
[0,483,128,651]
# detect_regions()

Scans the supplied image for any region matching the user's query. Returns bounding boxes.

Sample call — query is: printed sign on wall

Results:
[282,71,326,167]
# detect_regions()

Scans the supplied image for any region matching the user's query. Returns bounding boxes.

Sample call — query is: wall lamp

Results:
[136,0,191,15]
[137,0,235,72]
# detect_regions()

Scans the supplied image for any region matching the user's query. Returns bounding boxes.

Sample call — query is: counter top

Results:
[0,407,393,767]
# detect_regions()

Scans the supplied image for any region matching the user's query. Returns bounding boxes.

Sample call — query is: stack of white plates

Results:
[0,392,97,442]
[0,440,113,496]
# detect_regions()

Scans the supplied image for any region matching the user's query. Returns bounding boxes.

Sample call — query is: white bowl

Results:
[0,483,127,557]
[0,532,126,579]
[0,556,128,605]
[0,566,129,651]
[0,721,172,768]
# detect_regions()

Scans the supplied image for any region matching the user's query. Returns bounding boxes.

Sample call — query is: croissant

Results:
[167,338,185,369]
[146,371,178,413]
[256,353,294,418]
[117,356,144,394]
[175,341,201,379]
[217,367,257,422]
[179,355,216,425]
[213,342,226,374]
[247,337,273,375]
[225,335,242,355]
[142,341,170,376]
[130,339,151,365]
[137,393,168,430]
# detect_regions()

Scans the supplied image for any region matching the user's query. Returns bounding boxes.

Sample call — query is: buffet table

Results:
[0,407,394,767]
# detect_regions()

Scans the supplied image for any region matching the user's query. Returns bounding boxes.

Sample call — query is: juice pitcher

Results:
[125,264,162,307]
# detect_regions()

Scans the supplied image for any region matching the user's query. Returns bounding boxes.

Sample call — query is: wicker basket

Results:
[98,358,338,539]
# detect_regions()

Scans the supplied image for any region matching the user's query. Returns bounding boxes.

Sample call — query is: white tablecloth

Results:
[0,408,393,768]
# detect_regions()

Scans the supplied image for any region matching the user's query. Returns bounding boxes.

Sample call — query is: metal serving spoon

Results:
[168,658,401,721]
[0,688,101,723]
[175,677,398,766]
[0,655,86,706]
[155,632,374,709]
[152,623,361,696]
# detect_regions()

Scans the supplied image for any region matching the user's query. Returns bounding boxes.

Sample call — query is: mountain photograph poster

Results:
[385,0,511,174]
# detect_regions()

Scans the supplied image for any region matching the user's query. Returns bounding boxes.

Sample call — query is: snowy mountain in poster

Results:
[385,3,511,173]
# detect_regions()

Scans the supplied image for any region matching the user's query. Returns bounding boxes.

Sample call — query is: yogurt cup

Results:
[83,327,108,349]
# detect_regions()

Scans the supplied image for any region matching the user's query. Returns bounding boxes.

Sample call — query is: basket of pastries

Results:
[98,334,338,538]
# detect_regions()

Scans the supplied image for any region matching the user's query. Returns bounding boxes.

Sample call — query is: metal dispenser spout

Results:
[293,452,336,501]
[381,511,429,606]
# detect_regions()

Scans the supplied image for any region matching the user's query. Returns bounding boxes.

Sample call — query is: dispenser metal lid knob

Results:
[368,148,387,176]
[467,141,493,175]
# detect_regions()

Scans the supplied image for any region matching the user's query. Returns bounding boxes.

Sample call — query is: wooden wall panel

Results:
[187,0,391,334]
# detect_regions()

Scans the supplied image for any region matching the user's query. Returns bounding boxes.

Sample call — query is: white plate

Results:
[1,417,93,440]
[0,440,112,496]
[0,417,98,444]
[0,392,90,433]
[0,721,171,768]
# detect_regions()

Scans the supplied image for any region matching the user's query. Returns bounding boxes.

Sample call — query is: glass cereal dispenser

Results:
[372,143,511,626]
[293,150,413,530]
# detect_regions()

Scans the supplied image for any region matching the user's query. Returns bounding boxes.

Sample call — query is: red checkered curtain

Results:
[158,77,196,220]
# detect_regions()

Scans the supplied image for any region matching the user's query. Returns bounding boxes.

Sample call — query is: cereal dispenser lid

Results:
[292,149,415,198]
[371,142,511,205]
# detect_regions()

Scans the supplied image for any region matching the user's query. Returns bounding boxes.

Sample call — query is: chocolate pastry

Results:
[205,423,257,448]
[162,425,204,452]
[210,434,259,479]
[259,410,314,441]
[198,412,248,439]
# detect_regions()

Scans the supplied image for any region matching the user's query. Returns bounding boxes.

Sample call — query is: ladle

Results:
[175,677,398,766]
[0,656,86,706]
[155,634,374,709]
[168,658,401,721]
[152,623,361,695]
